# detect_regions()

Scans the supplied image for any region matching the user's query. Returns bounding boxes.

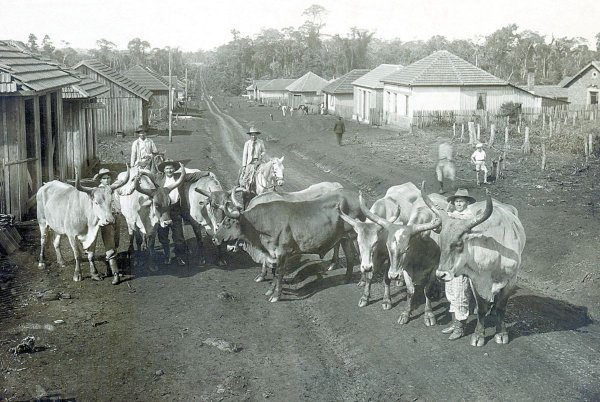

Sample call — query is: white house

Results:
[321,69,369,119]
[286,72,329,108]
[381,50,544,129]
[352,64,403,125]
[260,78,296,104]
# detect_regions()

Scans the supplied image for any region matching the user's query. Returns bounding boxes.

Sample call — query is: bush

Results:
[497,102,522,124]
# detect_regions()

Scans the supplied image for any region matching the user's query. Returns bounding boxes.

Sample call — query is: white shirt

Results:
[164,176,179,204]
[471,149,486,162]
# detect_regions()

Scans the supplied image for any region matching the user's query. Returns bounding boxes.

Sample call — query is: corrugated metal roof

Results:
[261,78,296,91]
[382,50,507,87]
[73,60,152,101]
[322,69,369,94]
[286,72,328,92]
[352,64,404,89]
[0,40,80,93]
[123,65,170,91]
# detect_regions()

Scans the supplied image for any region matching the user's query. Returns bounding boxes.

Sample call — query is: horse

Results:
[298,105,309,115]
[241,156,285,208]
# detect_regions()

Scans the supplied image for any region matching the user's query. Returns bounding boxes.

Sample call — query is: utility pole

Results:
[168,47,172,143]
[184,67,188,114]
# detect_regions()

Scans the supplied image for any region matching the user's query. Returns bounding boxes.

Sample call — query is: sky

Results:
[2,0,599,52]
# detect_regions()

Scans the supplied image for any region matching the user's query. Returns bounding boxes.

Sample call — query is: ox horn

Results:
[461,190,493,237]
[75,169,93,195]
[338,203,359,226]
[110,164,130,190]
[388,205,402,223]
[221,202,241,219]
[358,192,390,229]
[138,170,160,188]
[230,187,244,209]
[163,163,186,192]
[421,181,447,222]
[135,175,154,197]
[195,187,212,198]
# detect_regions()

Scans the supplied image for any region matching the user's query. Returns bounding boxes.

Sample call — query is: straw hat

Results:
[135,125,147,134]
[246,126,261,135]
[157,159,183,172]
[446,188,476,205]
[475,142,483,148]
[93,168,116,182]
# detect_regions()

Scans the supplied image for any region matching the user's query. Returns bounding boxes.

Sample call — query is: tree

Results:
[127,38,151,66]
[26,34,38,52]
[41,35,55,57]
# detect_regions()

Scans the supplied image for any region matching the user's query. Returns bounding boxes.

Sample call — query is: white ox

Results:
[37,168,129,283]
[422,190,526,346]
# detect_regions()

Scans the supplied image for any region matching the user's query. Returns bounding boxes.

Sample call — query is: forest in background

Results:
[21,5,600,96]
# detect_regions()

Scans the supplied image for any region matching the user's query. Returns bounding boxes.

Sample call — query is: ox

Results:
[345,185,446,326]
[338,182,421,310]
[422,189,526,346]
[217,189,364,302]
[37,168,129,283]
[115,164,185,267]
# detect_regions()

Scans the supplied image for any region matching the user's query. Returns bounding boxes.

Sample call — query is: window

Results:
[590,91,598,105]
[592,71,598,79]
[476,93,487,110]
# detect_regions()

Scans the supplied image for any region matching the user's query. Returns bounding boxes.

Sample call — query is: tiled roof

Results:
[286,72,329,92]
[353,64,404,89]
[73,60,152,101]
[62,74,110,99]
[261,78,296,91]
[382,50,507,87]
[123,65,170,91]
[162,76,184,90]
[0,40,80,94]
[561,61,600,88]
[322,69,369,94]
[528,85,569,99]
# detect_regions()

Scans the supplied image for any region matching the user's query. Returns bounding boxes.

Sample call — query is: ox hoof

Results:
[255,274,266,283]
[470,333,486,347]
[494,332,509,345]
[73,275,82,282]
[381,300,392,311]
[397,312,410,325]
[423,312,437,327]
[358,296,369,308]
[357,280,366,287]
[91,274,103,281]
[268,295,279,303]
[264,288,274,297]
[327,263,339,271]
[112,274,120,285]
[38,262,46,270]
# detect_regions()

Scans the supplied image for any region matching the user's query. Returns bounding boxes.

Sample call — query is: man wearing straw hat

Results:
[239,126,266,192]
[130,125,158,167]
[440,188,476,340]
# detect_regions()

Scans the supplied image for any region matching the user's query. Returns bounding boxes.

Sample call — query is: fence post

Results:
[489,124,496,146]
[573,112,577,126]
[468,121,476,144]
[541,142,546,171]
[453,122,456,139]
[589,133,594,157]
[549,116,553,138]
[461,123,465,142]
[477,124,481,142]
[521,127,531,154]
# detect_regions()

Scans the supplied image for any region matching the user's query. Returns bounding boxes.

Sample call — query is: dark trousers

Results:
[158,202,186,257]
[336,132,343,145]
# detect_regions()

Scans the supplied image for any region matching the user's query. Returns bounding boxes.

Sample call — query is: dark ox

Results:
[115,164,185,266]
[216,189,364,302]
[37,168,129,282]
[351,187,447,326]
[423,190,526,346]
[338,182,421,310]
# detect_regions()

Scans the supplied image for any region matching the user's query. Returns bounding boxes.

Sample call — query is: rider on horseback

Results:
[239,126,266,193]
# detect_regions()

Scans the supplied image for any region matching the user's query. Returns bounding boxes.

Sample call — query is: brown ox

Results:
[422,189,526,346]
[37,168,129,283]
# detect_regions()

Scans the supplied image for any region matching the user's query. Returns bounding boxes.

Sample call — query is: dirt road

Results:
[1,85,599,401]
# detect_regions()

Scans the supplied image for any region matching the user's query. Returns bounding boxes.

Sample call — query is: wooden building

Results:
[286,72,329,108]
[0,40,80,220]
[73,60,152,136]
[61,74,110,178]
[321,69,369,119]
[260,78,295,105]
[123,65,170,114]
[560,61,600,106]
[381,51,547,129]
[352,64,403,125]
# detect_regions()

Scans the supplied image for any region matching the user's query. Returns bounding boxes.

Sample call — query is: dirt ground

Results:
[1,89,599,401]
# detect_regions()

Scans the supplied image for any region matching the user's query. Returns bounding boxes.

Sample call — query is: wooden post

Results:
[460,123,465,142]
[541,142,546,170]
[477,124,481,141]
[518,114,522,134]
[489,124,496,146]
[573,112,577,126]
[585,139,589,164]
[589,133,594,157]
[468,121,476,144]
[504,126,509,146]
[521,127,531,154]
[453,123,456,139]
[549,116,553,138]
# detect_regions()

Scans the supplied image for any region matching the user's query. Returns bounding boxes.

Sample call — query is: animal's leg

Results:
[188,217,206,265]
[269,256,287,303]
[86,243,102,281]
[422,289,437,326]
[357,271,367,287]
[66,236,83,282]
[358,270,373,308]
[327,242,340,271]
[381,264,392,311]
[470,290,489,347]
[255,261,268,282]
[397,270,415,325]
[493,286,513,344]
[147,232,158,272]
[53,234,66,268]
[216,244,227,267]
[340,238,355,282]
[107,251,120,285]
[38,224,49,269]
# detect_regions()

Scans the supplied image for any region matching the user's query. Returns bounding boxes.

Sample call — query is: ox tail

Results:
[36,187,47,226]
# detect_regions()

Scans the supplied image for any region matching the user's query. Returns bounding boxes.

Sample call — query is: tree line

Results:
[22,4,600,97]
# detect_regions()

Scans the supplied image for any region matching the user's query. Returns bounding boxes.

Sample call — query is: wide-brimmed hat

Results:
[135,125,147,134]
[446,188,476,205]
[246,126,261,135]
[157,159,183,172]
[475,142,483,148]
[93,168,116,182]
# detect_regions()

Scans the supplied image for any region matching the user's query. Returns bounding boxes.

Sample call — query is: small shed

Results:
[0,40,80,220]
[286,72,329,108]
[352,64,403,125]
[321,69,369,119]
[73,60,152,136]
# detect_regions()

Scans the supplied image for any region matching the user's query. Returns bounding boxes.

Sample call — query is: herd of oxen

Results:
[35,154,525,347]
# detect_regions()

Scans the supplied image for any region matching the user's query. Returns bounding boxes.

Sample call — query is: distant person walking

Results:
[130,125,158,167]
[333,117,345,146]
[436,139,455,194]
